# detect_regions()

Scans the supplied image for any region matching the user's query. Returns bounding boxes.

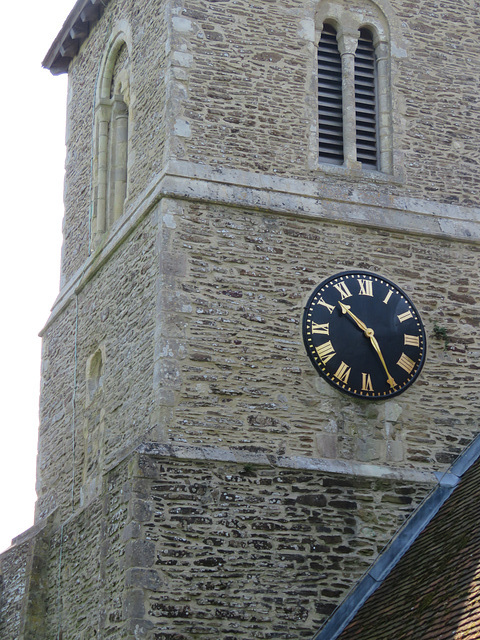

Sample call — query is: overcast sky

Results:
[0,1,69,552]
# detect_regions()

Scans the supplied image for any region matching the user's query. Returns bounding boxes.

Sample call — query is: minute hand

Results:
[339,302,397,389]
[366,331,397,389]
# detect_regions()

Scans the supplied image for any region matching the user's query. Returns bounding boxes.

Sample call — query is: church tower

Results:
[1,0,480,638]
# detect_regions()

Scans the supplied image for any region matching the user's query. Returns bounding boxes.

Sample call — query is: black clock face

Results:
[303,271,426,400]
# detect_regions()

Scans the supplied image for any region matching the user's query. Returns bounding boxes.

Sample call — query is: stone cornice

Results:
[6,440,437,558]
[40,160,480,334]
[42,0,110,75]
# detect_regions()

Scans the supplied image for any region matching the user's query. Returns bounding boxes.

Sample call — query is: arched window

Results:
[92,35,131,247]
[318,24,344,165]
[85,347,104,407]
[316,2,393,174]
[354,28,377,167]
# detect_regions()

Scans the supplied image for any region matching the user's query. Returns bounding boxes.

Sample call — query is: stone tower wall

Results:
[2,0,480,638]
[37,190,480,519]
[61,0,169,283]
[1,451,433,639]
[173,0,480,204]
[60,0,480,281]
[36,213,158,519]
[156,198,480,466]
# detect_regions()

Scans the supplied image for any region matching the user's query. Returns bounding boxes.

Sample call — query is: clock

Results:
[302,271,426,399]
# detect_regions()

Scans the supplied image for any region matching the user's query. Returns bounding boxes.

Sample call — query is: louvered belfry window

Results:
[317,24,344,165]
[354,28,377,167]
[318,24,380,169]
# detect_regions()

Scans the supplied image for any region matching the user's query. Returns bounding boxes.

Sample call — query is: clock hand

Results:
[364,329,397,389]
[339,302,397,389]
[338,301,368,332]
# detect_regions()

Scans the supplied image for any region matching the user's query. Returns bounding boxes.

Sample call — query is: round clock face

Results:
[302,271,426,400]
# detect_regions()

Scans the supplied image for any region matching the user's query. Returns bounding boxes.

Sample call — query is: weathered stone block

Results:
[126,568,164,592]
[125,540,156,568]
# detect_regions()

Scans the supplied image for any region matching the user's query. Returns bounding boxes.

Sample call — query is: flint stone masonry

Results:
[0,539,30,638]
[132,450,435,638]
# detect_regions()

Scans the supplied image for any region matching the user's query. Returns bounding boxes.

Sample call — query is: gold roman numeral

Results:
[317,297,335,314]
[362,373,374,392]
[383,290,393,305]
[404,334,420,347]
[311,322,329,335]
[334,361,351,383]
[316,341,336,364]
[333,281,352,300]
[358,279,373,296]
[397,353,415,374]
[398,310,413,323]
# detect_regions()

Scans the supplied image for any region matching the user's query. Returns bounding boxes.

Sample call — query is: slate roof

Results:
[314,435,480,640]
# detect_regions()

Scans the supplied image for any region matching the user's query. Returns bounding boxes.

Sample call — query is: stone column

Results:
[337,31,361,170]
[95,101,111,235]
[375,40,392,174]
[112,96,129,222]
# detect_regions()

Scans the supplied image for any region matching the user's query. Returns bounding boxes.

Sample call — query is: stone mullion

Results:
[375,40,392,174]
[337,32,361,170]
[111,96,129,223]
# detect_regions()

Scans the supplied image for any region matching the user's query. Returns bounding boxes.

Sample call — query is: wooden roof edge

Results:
[42,0,109,75]
[312,432,480,640]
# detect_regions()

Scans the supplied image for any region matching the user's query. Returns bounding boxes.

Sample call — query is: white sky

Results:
[0,1,70,552]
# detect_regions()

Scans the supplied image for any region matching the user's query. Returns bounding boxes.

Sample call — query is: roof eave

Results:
[42,0,109,75]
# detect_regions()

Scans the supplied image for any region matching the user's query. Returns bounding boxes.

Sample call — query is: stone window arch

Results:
[83,345,106,503]
[85,346,105,407]
[315,0,393,174]
[92,31,131,247]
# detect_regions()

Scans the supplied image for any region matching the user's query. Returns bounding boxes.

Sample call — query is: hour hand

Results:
[338,301,368,333]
